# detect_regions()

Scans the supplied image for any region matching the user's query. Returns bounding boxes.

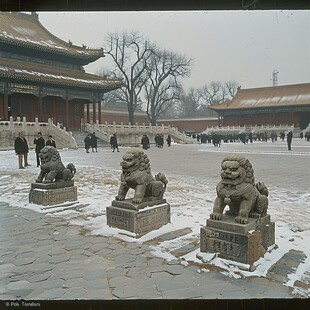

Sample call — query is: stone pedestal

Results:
[200,214,275,264]
[107,199,170,237]
[29,181,78,206]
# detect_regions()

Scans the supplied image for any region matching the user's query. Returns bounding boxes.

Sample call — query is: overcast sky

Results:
[39,10,310,91]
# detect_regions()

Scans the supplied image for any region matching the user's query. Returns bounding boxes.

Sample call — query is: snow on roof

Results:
[0,12,103,62]
[0,61,122,90]
[210,83,310,110]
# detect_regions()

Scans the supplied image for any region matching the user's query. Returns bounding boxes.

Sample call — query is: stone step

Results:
[148,227,193,245]
[71,131,109,148]
[171,240,200,258]
[266,249,307,283]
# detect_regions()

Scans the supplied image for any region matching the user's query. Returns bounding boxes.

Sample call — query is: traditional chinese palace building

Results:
[0,12,122,130]
[209,83,310,130]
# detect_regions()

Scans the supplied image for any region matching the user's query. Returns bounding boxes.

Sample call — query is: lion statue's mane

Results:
[36,146,76,183]
[115,148,168,205]
[210,154,268,224]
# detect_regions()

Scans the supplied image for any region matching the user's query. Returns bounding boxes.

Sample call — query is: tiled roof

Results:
[210,83,310,111]
[0,58,123,91]
[101,108,147,116]
[0,12,104,64]
[159,117,218,122]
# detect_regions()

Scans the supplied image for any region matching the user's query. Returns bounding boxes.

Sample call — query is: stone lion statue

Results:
[210,154,268,224]
[115,148,168,204]
[36,146,76,183]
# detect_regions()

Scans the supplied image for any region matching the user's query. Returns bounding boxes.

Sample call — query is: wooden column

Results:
[39,95,43,122]
[86,102,90,123]
[93,100,96,123]
[4,92,8,120]
[0,96,3,120]
[98,99,102,124]
[291,109,294,125]
[65,97,70,130]
[51,98,57,124]
[29,96,35,122]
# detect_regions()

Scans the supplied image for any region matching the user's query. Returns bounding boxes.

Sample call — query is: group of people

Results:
[84,132,120,153]
[195,130,296,151]
[140,134,172,150]
[14,131,56,169]
[300,131,310,142]
[84,132,98,153]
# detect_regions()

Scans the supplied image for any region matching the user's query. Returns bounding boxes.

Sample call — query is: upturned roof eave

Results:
[0,64,123,91]
[209,102,310,111]
[0,38,104,63]
[0,12,104,63]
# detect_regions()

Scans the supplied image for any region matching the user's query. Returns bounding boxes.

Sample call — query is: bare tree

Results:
[104,31,153,124]
[144,48,192,125]
[200,81,223,105]
[200,80,239,107]
[225,80,239,98]
[178,88,201,117]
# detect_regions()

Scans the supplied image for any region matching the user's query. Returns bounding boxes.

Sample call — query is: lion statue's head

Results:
[39,146,61,168]
[220,154,255,186]
[120,149,152,183]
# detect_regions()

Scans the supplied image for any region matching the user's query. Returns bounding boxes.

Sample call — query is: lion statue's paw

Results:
[235,216,249,224]
[210,212,222,221]
[115,195,125,201]
[132,198,142,204]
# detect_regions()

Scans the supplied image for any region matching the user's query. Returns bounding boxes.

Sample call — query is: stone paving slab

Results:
[0,198,297,300]
[148,227,193,244]
[171,242,200,258]
[267,249,307,283]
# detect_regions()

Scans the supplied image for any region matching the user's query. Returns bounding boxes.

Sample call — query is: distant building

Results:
[209,83,310,129]
[157,117,218,133]
[0,12,122,130]
[87,106,150,125]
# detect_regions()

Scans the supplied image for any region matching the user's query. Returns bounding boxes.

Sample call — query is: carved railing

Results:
[0,117,77,150]
[83,121,197,145]
[203,124,295,135]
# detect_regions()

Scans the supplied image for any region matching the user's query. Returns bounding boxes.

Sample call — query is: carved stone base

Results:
[107,200,170,237]
[200,214,275,264]
[29,182,78,206]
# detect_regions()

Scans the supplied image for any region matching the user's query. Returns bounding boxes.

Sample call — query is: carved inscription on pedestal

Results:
[106,207,134,231]
[107,203,170,236]
[136,204,170,234]
[200,225,266,264]
[29,186,77,206]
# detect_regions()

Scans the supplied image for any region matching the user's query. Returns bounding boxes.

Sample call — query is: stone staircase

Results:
[83,122,197,146]
[71,131,109,149]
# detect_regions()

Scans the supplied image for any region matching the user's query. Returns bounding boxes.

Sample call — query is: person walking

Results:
[90,132,98,152]
[166,134,172,147]
[159,134,164,148]
[141,134,150,150]
[287,131,293,151]
[84,134,92,153]
[46,135,56,148]
[34,132,45,167]
[154,134,160,147]
[14,132,30,169]
[110,133,119,152]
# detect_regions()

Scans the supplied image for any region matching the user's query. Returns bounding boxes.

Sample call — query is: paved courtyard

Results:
[1,138,310,301]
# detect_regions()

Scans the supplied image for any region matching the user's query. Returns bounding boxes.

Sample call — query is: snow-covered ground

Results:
[1,139,310,297]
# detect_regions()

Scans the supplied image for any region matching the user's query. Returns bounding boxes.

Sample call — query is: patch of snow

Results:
[0,142,309,296]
